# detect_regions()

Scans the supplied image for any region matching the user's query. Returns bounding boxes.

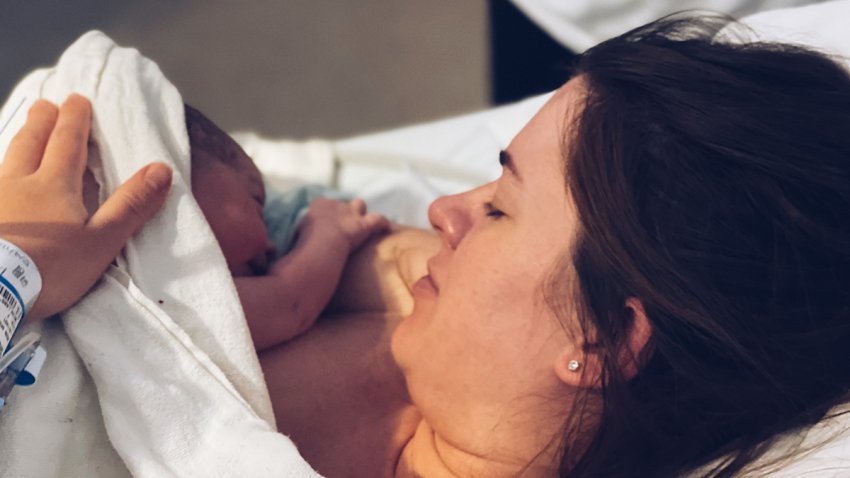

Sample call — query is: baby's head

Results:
[185,105,273,276]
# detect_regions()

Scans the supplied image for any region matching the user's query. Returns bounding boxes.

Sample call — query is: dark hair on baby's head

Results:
[184,104,243,170]
[554,14,850,478]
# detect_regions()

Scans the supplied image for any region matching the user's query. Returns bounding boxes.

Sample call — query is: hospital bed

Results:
[0,1,849,477]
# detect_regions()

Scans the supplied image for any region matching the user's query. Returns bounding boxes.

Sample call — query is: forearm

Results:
[273,224,351,329]
[238,224,350,351]
[236,276,306,350]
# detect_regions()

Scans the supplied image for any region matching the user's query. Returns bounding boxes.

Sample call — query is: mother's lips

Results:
[426,261,440,292]
[413,272,439,295]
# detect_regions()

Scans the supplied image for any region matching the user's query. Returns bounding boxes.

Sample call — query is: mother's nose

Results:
[428,192,472,250]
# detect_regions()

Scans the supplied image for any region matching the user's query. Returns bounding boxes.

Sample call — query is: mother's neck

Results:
[395,420,562,478]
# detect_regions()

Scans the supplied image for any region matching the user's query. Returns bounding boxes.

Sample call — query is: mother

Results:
[260,15,850,478]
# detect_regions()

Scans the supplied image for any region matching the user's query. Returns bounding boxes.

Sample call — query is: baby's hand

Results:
[300,198,390,251]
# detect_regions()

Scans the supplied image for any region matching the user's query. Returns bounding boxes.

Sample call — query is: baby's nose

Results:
[248,242,276,276]
[265,239,277,262]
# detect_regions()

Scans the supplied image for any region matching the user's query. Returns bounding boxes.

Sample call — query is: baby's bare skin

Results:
[185,105,390,350]
[259,226,440,477]
[233,198,389,350]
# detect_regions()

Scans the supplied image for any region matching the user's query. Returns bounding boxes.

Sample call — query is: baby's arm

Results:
[236,198,389,351]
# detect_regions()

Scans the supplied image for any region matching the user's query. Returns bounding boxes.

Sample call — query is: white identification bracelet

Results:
[0,238,42,355]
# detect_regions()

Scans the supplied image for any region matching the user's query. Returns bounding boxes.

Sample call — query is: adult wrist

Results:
[0,238,42,354]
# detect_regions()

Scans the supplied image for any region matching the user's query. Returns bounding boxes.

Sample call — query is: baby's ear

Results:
[553,297,652,388]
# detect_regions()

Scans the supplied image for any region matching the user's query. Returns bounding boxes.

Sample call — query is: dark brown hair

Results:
[184,104,244,170]
[555,15,850,477]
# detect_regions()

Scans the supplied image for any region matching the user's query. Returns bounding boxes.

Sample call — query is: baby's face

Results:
[191,134,273,277]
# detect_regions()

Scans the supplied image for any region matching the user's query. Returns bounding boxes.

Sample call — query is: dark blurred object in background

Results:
[489,0,576,105]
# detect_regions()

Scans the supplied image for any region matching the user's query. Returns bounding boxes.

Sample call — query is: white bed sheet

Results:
[508,0,827,53]
[238,92,549,230]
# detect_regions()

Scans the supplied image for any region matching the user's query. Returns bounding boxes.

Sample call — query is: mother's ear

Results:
[617,298,653,379]
[553,297,653,388]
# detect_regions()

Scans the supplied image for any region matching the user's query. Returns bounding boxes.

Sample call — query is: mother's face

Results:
[391,80,586,435]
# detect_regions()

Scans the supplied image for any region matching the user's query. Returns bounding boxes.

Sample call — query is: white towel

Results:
[0,32,320,477]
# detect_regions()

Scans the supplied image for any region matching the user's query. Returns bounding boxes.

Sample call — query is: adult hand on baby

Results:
[0,95,172,322]
[300,198,390,252]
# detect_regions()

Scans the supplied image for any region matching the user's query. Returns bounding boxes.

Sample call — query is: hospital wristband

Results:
[0,238,42,355]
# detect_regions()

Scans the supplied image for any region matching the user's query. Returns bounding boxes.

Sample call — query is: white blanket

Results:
[0,32,319,477]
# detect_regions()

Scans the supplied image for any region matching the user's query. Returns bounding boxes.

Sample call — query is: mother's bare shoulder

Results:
[326,225,440,315]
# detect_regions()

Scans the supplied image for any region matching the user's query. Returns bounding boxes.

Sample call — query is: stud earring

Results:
[568,360,581,372]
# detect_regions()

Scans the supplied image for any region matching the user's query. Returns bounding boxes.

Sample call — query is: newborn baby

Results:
[184,105,389,350]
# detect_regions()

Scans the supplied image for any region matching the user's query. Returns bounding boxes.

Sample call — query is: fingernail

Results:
[144,163,172,191]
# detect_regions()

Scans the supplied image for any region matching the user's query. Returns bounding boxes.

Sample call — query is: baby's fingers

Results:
[346,212,390,251]
[363,212,390,233]
[349,198,367,215]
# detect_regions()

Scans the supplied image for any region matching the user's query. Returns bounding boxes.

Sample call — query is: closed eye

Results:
[484,202,506,219]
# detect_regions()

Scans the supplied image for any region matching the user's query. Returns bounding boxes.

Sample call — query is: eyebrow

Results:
[499,150,522,182]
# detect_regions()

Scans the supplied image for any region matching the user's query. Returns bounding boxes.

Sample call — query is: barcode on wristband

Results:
[0,282,23,353]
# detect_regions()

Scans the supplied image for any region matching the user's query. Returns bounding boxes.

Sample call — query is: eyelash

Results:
[484,202,506,220]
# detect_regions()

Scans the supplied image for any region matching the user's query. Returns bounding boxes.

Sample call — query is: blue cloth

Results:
[263,185,351,259]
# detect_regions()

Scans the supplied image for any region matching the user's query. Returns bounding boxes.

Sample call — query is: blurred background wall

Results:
[1,1,821,139]
[0,0,489,138]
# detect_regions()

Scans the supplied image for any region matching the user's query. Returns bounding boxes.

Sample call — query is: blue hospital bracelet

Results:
[0,238,42,356]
